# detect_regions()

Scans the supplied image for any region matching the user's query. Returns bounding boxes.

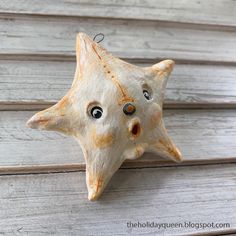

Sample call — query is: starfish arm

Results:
[145,59,175,106]
[151,59,175,79]
[26,93,75,135]
[148,119,182,163]
[83,147,125,201]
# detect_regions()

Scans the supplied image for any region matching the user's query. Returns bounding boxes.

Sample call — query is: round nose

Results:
[123,103,136,116]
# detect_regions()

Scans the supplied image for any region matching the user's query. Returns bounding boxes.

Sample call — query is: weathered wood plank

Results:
[1,60,236,109]
[0,15,235,63]
[193,232,236,236]
[1,110,236,171]
[0,0,235,27]
[0,164,235,235]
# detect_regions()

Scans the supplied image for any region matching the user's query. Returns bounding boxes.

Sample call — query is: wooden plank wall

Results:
[0,1,236,235]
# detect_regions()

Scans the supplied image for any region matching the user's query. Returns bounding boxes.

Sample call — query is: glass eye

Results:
[143,90,151,100]
[91,106,103,119]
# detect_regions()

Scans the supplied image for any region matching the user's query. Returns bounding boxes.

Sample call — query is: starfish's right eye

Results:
[143,90,151,100]
[142,84,153,101]
[90,106,103,119]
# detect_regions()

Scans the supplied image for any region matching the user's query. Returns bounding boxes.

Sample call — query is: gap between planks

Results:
[0,12,236,31]
[2,101,236,111]
[0,159,236,176]
[0,101,236,111]
[1,54,236,66]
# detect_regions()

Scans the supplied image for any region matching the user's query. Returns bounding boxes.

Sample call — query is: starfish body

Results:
[27,33,182,201]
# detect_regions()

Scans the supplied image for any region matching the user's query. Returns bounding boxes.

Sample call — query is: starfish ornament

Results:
[27,33,182,201]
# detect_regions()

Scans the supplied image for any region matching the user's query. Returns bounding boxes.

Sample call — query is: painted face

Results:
[27,33,182,201]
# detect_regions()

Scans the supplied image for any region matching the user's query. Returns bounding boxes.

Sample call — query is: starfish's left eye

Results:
[91,106,103,119]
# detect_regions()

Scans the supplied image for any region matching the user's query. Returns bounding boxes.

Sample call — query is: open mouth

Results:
[129,121,141,139]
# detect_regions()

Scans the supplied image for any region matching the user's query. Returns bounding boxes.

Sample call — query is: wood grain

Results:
[0,0,235,27]
[1,110,236,171]
[0,164,235,235]
[1,60,236,110]
[0,15,235,63]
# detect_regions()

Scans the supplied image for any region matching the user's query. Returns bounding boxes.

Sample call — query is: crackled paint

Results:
[27,33,182,201]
